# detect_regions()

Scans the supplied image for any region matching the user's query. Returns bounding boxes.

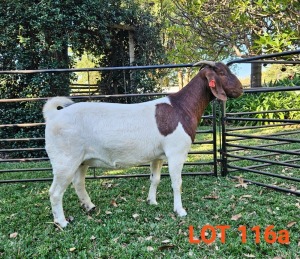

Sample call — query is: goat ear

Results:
[205,73,227,101]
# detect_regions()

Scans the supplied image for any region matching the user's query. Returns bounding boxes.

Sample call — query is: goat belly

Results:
[82,145,166,169]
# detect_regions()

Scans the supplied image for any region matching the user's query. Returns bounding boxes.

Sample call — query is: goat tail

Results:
[43,96,74,120]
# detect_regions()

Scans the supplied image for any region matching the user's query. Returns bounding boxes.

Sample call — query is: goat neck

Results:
[168,74,213,141]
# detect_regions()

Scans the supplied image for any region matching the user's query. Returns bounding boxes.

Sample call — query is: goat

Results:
[43,62,243,227]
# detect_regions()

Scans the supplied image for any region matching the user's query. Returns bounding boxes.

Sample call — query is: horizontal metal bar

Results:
[229,176,300,196]
[228,156,300,171]
[229,155,300,165]
[231,141,291,150]
[0,148,45,152]
[225,123,295,132]
[193,140,213,145]
[226,132,300,143]
[248,60,300,64]
[0,171,214,184]
[227,143,300,156]
[268,130,300,137]
[226,117,300,123]
[227,153,300,168]
[196,129,213,134]
[228,165,300,182]
[188,151,214,155]
[0,157,49,162]
[0,138,45,142]
[0,122,45,128]
[243,86,300,93]
[226,108,300,116]
[0,92,169,103]
[2,86,299,104]
[0,168,51,173]
[226,50,300,66]
[0,63,196,74]
[0,178,54,183]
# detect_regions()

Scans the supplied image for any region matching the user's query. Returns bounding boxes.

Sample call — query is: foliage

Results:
[146,0,300,62]
[226,75,300,124]
[0,0,166,158]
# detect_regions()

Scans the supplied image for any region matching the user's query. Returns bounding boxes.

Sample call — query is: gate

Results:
[0,64,218,183]
[1,50,299,197]
[222,50,300,196]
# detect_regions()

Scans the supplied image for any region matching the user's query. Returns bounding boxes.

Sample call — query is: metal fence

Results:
[222,50,300,196]
[1,50,299,197]
[0,64,218,183]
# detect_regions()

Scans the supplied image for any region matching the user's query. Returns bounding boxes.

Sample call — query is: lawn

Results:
[0,126,299,258]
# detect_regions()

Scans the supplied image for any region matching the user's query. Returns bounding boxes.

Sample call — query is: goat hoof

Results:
[87,205,96,214]
[147,198,158,205]
[82,203,96,212]
[55,219,69,228]
[175,208,187,217]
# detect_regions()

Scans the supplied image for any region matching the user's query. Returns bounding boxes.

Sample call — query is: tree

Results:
[0,0,166,158]
[148,0,300,87]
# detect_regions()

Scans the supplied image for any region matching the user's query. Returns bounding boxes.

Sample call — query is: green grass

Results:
[227,125,300,192]
[0,126,299,258]
[0,174,299,258]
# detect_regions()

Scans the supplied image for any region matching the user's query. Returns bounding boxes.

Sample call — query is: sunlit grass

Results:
[0,125,299,258]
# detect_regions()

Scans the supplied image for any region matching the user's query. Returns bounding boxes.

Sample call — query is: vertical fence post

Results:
[212,100,218,176]
[220,100,228,176]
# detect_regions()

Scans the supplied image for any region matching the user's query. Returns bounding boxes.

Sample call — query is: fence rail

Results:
[1,50,300,196]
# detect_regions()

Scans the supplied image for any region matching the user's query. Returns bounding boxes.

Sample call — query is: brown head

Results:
[194,61,243,101]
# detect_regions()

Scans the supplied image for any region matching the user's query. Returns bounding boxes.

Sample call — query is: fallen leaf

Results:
[9,232,18,239]
[212,215,219,219]
[112,237,120,243]
[243,254,255,258]
[105,211,112,215]
[235,183,248,189]
[69,247,76,252]
[90,235,96,241]
[132,213,139,219]
[287,221,297,228]
[147,246,154,252]
[161,239,171,244]
[241,195,252,199]
[290,186,297,191]
[203,195,219,200]
[145,236,153,241]
[231,213,242,221]
[296,203,300,209]
[111,200,118,207]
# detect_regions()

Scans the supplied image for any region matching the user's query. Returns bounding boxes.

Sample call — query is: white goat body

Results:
[44,97,191,170]
[43,62,243,228]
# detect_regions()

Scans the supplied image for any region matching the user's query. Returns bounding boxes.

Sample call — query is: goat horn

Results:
[193,61,216,67]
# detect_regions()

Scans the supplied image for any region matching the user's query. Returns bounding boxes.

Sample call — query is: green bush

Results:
[225,74,300,124]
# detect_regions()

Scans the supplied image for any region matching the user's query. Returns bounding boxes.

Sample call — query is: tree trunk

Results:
[251,63,262,88]
[178,70,183,89]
